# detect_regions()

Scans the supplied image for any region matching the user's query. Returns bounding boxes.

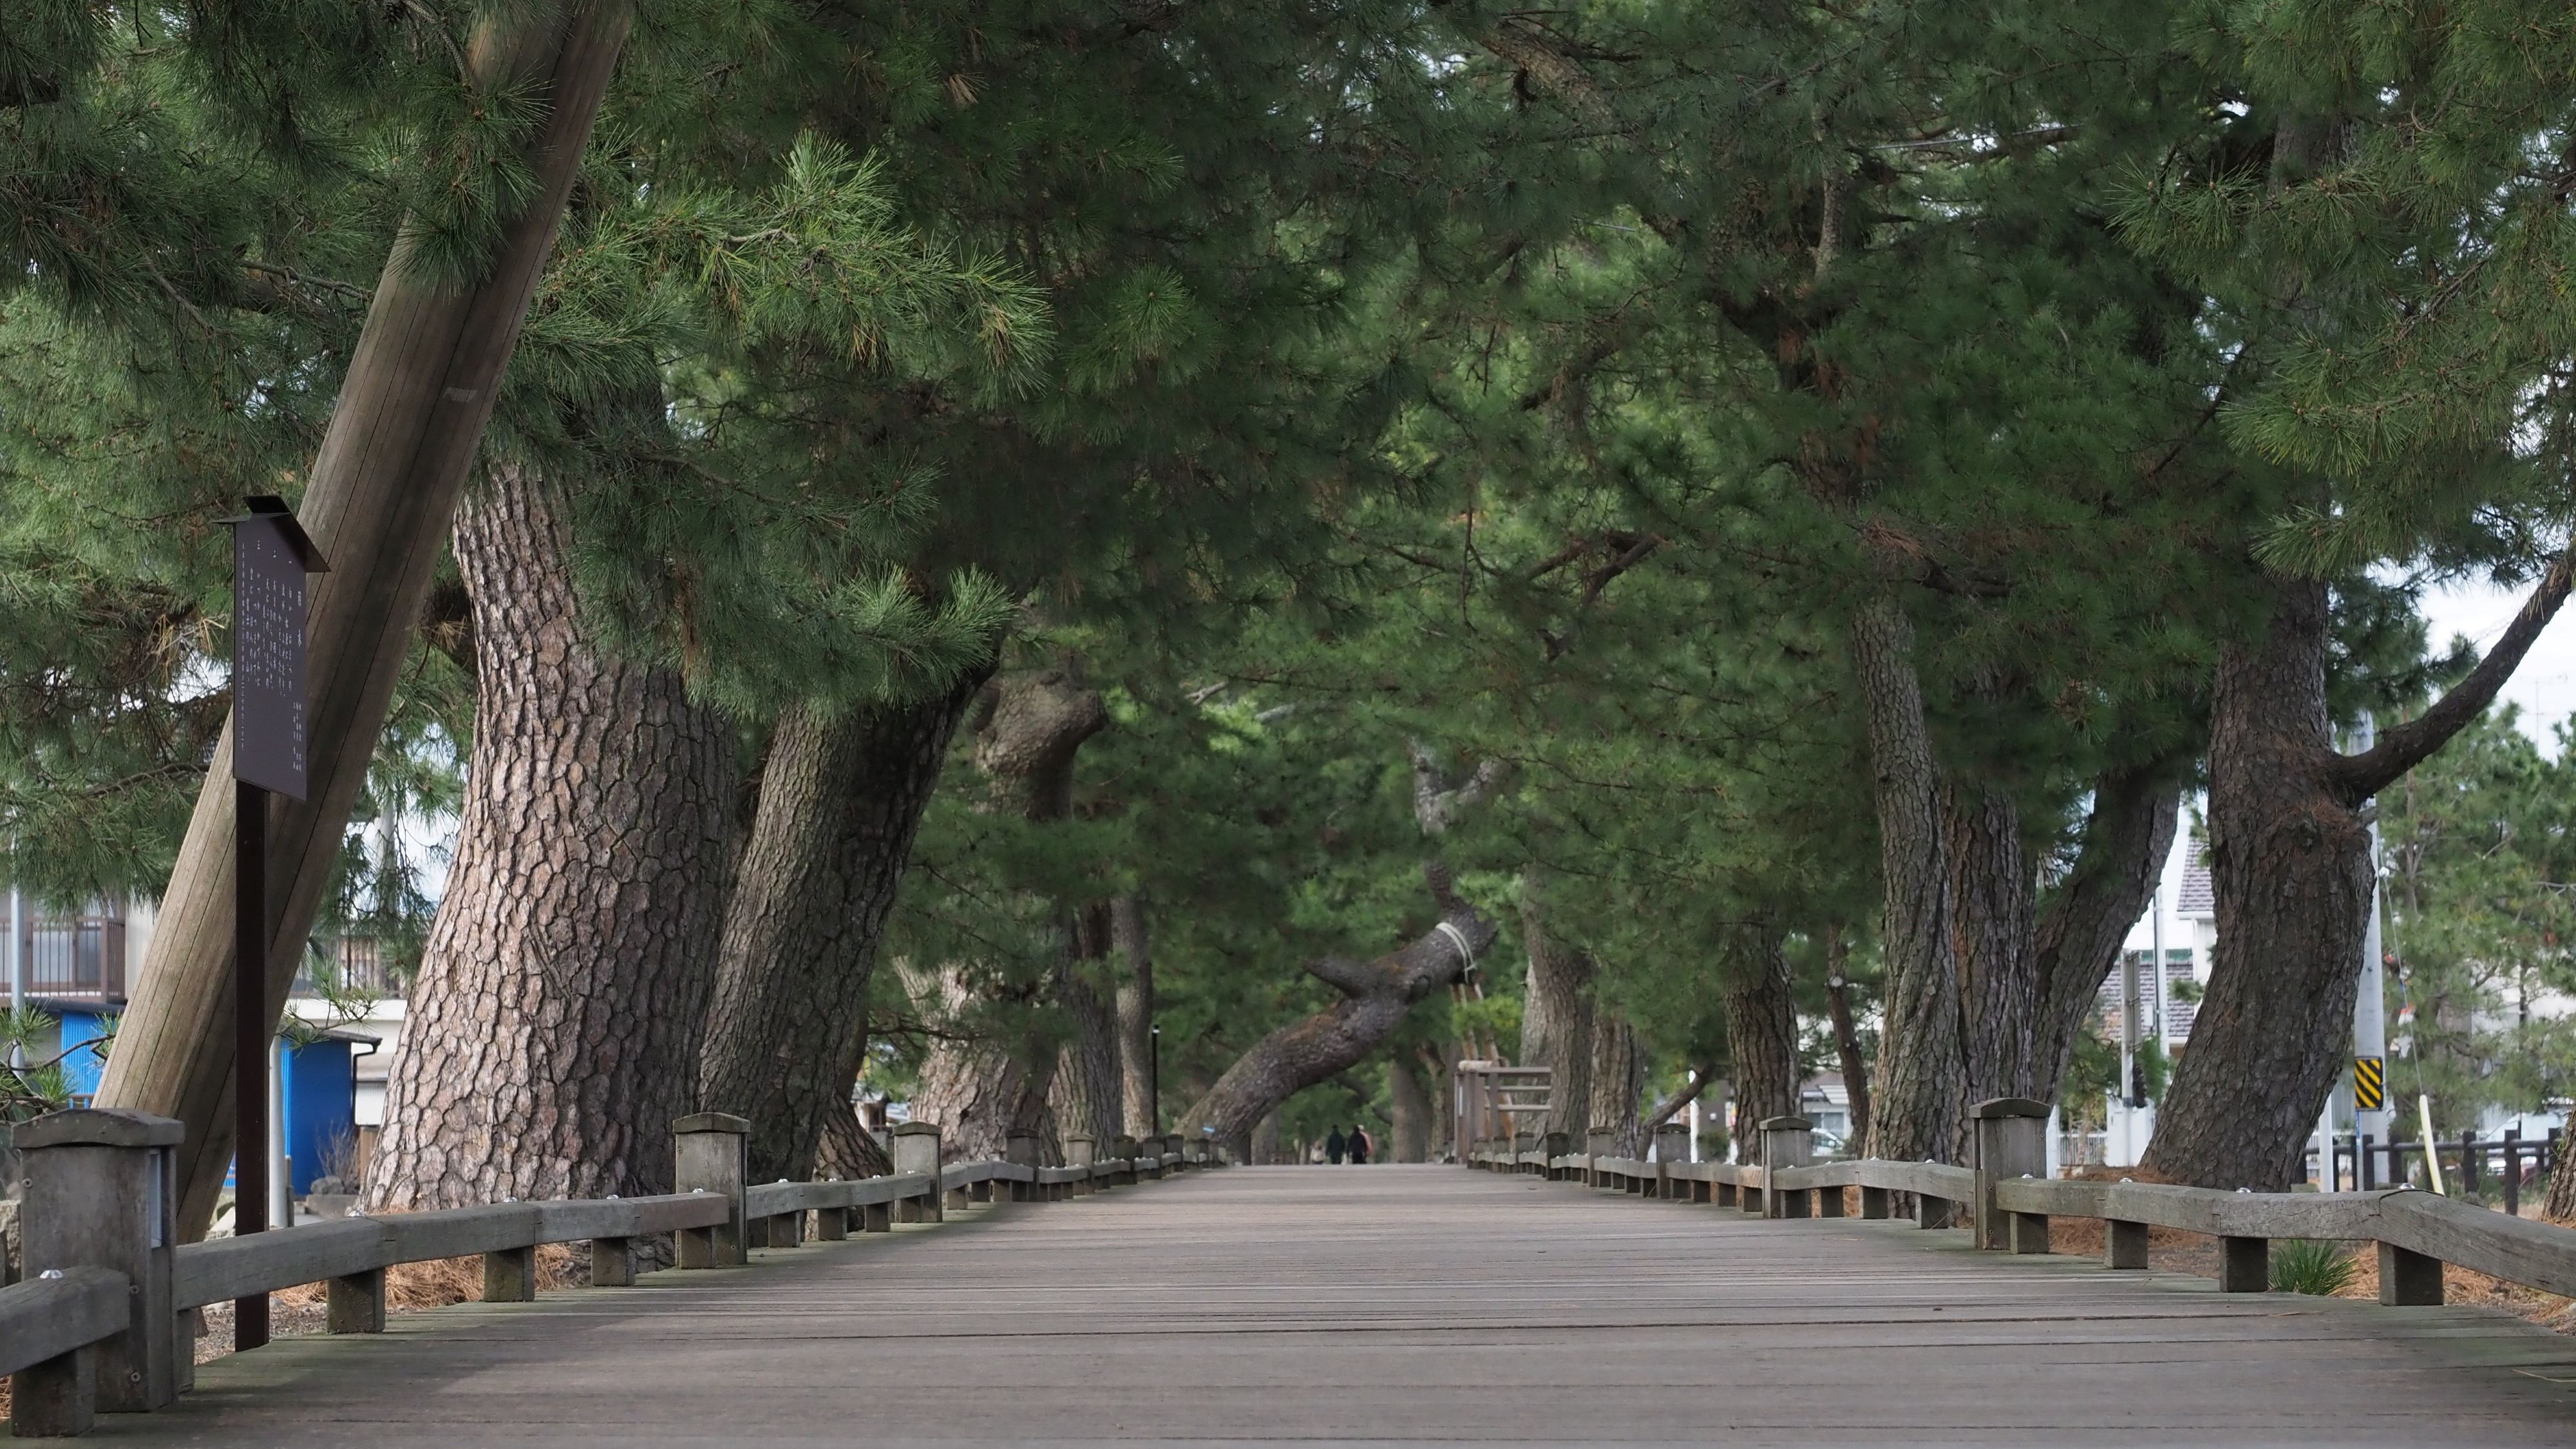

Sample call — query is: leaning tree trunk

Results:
[1175,865,1496,1157]
[364,466,734,1211]
[1112,897,1156,1134]
[2031,762,2182,1099]
[2149,547,2573,1189]
[1517,875,1595,1140]
[1586,1010,1644,1156]
[1719,925,1800,1127]
[1848,601,1965,1162]
[695,673,987,1183]
[1821,925,1871,1149]
[99,0,639,1235]
[908,663,1106,1156]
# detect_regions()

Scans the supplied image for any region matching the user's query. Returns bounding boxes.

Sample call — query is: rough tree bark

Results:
[1174,864,1497,1157]
[1387,1049,1432,1162]
[694,672,987,1183]
[1112,896,1155,1133]
[1517,873,1595,1139]
[1586,1010,1644,1155]
[99,0,639,1233]
[1414,1043,1454,1162]
[1848,601,1965,1163]
[1050,920,1124,1146]
[2148,551,2573,1189]
[1719,925,1801,1128]
[1949,784,2036,1153]
[1821,925,1871,1149]
[907,664,1108,1159]
[363,465,734,1210]
[815,1104,894,1180]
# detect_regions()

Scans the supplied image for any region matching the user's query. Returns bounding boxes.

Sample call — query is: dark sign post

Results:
[223,497,325,1352]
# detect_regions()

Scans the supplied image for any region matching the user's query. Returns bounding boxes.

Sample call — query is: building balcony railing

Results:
[291,937,404,1000]
[15,916,126,1003]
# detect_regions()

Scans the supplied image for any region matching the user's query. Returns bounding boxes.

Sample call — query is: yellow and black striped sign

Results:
[2354,1056,2386,1112]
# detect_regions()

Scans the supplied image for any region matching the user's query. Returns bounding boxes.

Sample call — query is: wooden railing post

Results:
[328,1265,389,1329]
[1006,1131,1043,1202]
[1065,1135,1097,1197]
[813,1186,851,1242]
[1112,1135,1140,1186]
[1540,1132,1571,1182]
[893,1122,943,1222]
[1653,1123,1688,1198]
[673,1112,750,1267]
[1584,1128,1615,1188]
[15,1107,182,1425]
[1759,1117,1812,1220]
[2377,1240,2445,1305]
[2105,1219,2148,1270]
[1970,1098,2050,1251]
[483,1244,537,1302]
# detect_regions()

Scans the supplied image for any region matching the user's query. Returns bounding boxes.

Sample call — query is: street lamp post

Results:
[1150,1025,1161,1135]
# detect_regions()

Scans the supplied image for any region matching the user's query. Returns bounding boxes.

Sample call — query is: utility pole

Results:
[1149,1023,1161,1135]
[2351,714,2392,1168]
[7,876,21,1068]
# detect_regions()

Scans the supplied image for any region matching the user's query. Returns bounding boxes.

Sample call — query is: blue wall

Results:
[50,1004,113,1103]
[279,1039,356,1195]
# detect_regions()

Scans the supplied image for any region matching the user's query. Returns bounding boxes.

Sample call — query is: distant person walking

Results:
[1325,1126,1347,1164]
[1347,1127,1371,1166]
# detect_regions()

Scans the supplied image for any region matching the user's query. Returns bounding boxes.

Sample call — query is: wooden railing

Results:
[1466,1095,2576,1310]
[0,1109,1220,1436]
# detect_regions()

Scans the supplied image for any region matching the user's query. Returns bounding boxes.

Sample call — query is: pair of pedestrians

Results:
[1323,1124,1372,1164]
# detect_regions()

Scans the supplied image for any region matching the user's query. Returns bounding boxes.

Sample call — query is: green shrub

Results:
[2269,1239,2358,1296]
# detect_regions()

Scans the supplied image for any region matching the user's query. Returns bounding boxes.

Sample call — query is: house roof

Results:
[2176,863,2215,917]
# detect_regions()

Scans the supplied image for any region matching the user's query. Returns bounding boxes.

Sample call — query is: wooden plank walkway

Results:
[86,1165,2576,1446]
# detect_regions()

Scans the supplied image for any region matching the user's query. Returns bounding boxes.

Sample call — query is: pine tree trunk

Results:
[1251,1110,1282,1164]
[694,676,984,1184]
[1387,1049,1431,1162]
[1949,784,2036,1153]
[1175,869,1495,1156]
[1416,1043,1454,1161]
[363,465,734,1210]
[815,1103,894,1179]
[1112,896,1156,1134]
[1517,878,1595,1139]
[1050,942,1124,1147]
[2547,1142,2576,1224]
[98,0,638,1234]
[1719,926,1800,1126]
[1822,925,1871,1148]
[2144,579,2372,1189]
[1586,1010,1643,1155]
[905,960,1057,1162]
[908,665,1105,1157]
[1849,601,1965,1162]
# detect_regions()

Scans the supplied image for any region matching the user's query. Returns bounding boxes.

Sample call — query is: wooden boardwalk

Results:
[85,1165,2576,1446]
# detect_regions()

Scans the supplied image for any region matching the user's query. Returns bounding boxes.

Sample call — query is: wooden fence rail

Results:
[1468,1095,2576,1312]
[0,1109,1220,1437]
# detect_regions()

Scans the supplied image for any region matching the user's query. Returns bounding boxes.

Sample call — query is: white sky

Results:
[2416,577,2576,752]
